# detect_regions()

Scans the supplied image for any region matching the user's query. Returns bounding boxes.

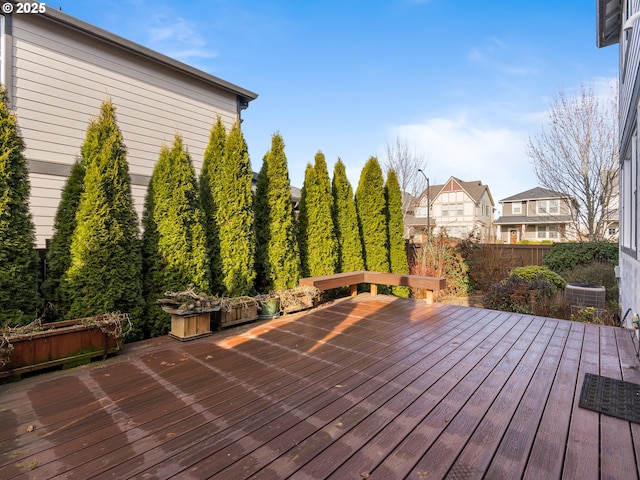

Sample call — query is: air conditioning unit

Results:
[564,283,606,309]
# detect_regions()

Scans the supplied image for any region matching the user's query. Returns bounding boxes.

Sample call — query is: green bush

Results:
[44,160,84,320]
[385,169,409,297]
[64,101,144,335]
[510,266,566,291]
[356,157,389,273]
[254,133,300,291]
[0,87,40,326]
[483,275,555,315]
[543,241,618,272]
[332,159,364,273]
[142,134,210,336]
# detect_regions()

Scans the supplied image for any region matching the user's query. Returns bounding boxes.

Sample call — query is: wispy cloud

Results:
[389,112,535,206]
[147,15,218,61]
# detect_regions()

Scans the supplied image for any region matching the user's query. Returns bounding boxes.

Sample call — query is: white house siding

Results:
[6,12,252,247]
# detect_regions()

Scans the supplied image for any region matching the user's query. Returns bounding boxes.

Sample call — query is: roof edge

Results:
[38,7,258,102]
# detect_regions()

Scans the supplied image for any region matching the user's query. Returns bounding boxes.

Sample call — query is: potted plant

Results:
[1,312,130,379]
[277,286,320,314]
[214,296,259,330]
[158,286,220,341]
[256,293,281,319]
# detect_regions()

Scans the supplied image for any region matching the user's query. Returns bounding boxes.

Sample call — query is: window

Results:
[536,225,558,239]
[512,202,522,214]
[537,200,559,215]
[415,206,428,217]
[441,204,448,217]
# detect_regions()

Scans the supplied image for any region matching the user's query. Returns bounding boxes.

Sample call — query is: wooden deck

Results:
[1,295,640,479]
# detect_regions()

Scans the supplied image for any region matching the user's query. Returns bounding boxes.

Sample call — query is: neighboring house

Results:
[0,8,257,247]
[407,176,494,242]
[494,187,577,243]
[597,0,640,329]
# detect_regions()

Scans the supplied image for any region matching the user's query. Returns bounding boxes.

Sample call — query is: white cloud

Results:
[390,113,537,210]
[147,15,218,61]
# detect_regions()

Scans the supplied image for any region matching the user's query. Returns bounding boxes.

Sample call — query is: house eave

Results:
[36,7,258,103]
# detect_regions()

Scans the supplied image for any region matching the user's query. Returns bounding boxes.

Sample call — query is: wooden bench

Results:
[299,271,446,304]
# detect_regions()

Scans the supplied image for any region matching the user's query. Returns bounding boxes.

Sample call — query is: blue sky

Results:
[59,0,618,211]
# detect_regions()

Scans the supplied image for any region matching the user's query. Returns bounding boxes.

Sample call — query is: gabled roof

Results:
[416,176,494,206]
[500,187,571,203]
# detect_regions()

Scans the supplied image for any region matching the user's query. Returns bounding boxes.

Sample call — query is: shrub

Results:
[298,152,337,277]
[410,233,470,298]
[218,121,256,296]
[63,101,143,335]
[510,266,566,291]
[332,159,364,273]
[483,274,555,315]
[356,157,389,273]
[199,116,226,295]
[458,235,522,291]
[385,170,409,298]
[0,87,40,326]
[543,241,618,272]
[142,134,210,336]
[43,160,84,320]
[254,133,300,291]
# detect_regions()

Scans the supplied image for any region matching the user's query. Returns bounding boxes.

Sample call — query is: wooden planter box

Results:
[281,293,315,314]
[213,303,258,330]
[162,307,218,341]
[0,318,122,379]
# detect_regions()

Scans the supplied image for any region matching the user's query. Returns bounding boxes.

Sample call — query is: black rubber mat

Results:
[579,373,640,424]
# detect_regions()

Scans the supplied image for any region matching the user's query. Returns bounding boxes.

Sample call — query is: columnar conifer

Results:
[199,116,226,294]
[299,152,337,277]
[356,156,389,273]
[386,169,410,297]
[63,101,144,334]
[255,133,300,291]
[44,160,84,319]
[297,164,313,277]
[332,159,364,273]
[218,121,255,296]
[142,134,210,336]
[0,88,40,326]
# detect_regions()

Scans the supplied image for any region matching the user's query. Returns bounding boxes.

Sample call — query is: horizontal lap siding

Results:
[11,15,242,247]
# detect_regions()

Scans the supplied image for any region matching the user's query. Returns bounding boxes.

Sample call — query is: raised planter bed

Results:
[213,299,258,330]
[0,313,128,380]
[162,307,219,341]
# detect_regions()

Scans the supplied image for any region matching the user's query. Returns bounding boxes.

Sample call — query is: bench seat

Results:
[299,271,446,304]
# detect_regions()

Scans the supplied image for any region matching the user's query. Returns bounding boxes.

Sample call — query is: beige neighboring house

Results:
[407,176,494,242]
[494,187,577,243]
[0,7,257,247]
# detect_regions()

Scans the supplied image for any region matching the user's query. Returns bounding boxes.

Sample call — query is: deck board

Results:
[1,295,639,479]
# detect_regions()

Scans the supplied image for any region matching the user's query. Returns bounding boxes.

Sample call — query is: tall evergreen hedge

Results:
[386,169,410,297]
[356,156,389,273]
[0,88,40,326]
[218,122,255,296]
[199,116,226,294]
[142,134,210,336]
[255,133,300,291]
[297,164,313,278]
[299,152,337,277]
[332,159,364,273]
[63,101,144,335]
[44,160,84,319]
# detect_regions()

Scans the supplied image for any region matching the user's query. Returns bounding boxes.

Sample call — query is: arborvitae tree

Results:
[218,121,255,296]
[385,169,410,297]
[43,160,84,319]
[297,164,313,277]
[199,116,226,295]
[63,101,144,335]
[332,159,364,273]
[299,152,337,277]
[254,133,300,291]
[0,88,40,326]
[142,134,211,336]
[356,156,390,273]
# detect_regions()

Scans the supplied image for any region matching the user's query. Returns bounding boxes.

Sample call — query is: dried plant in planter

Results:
[277,286,320,314]
[158,285,221,314]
